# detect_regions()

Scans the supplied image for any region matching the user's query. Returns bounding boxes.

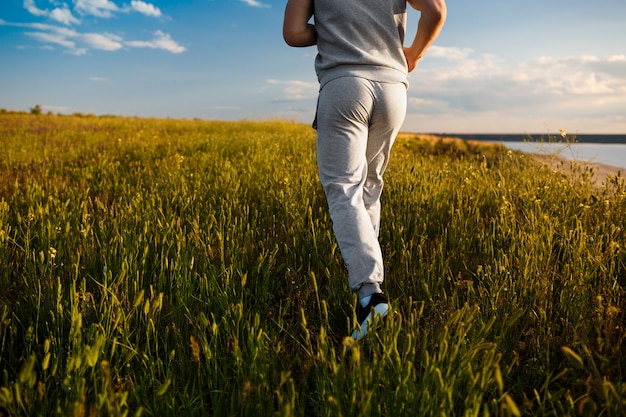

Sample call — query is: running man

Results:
[283,0,446,339]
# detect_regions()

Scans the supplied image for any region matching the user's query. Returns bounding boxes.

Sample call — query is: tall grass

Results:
[0,114,624,416]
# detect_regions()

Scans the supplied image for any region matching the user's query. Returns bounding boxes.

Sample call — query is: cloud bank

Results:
[405,50,626,132]
[270,47,626,133]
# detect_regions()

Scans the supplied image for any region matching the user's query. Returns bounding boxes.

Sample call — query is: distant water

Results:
[449,134,626,170]
[450,134,626,144]
[504,142,626,169]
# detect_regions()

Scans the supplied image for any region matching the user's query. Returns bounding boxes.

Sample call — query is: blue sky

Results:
[1,0,625,133]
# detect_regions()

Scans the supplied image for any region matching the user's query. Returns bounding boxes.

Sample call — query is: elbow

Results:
[429,0,448,26]
[283,25,316,47]
[410,0,447,22]
[419,0,446,25]
[283,29,299,47]
[434,1,447,24]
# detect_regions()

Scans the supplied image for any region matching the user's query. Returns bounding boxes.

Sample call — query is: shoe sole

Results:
[350,303,389,340]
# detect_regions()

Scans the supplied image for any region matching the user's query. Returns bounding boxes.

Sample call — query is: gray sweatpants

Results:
[314,76,407,298]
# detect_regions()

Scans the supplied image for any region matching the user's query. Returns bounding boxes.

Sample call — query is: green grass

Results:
[0,113,624,416]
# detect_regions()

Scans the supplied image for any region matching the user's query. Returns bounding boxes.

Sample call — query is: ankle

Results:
[359,294,372,307]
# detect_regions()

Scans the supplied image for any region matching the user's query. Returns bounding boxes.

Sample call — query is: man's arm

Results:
[404,0,447,72]
[283,0,316,47]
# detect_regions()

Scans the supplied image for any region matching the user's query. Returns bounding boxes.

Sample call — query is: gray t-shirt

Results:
[313,0,409,88]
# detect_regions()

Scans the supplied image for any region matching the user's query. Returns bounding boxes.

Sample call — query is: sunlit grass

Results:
[0,113,624,416]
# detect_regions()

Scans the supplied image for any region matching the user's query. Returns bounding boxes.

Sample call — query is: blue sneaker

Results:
[351,293,389,340]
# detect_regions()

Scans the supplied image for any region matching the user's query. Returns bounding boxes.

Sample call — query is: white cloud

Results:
[49,7,80,25]
[427,46,474,61]
[240,0,270,8]
[130,0,162,17]
[412,53,626,99]
[22,0,165,22]
[26,29,76,49]
[6,0,183,55]
[125,30,186,53]
[404,52,626,133]
[24,24,122,54]
[82,32,123,51]
[23,0,47,17]
[267,79,318,100]
[74,0,119,18]
[15,22,184,55]
[23,0,80,25]
[513,55,625,96]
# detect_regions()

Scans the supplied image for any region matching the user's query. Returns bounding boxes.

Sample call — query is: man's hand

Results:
[403,46,421,72]
[404,0,447,72]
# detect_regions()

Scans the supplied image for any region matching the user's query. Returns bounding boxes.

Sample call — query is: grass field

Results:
[0,113,624,416]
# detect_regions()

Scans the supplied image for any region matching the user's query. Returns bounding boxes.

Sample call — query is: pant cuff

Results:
[356,283,382,299]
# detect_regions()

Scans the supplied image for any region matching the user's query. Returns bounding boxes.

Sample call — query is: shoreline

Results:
[440,133,626,145]
[399,132,624,186]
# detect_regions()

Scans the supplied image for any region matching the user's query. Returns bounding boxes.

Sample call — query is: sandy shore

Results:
[530,153,624,187]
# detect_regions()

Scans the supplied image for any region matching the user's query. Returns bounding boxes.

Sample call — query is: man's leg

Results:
[363,81,407,237]
[315,77,383,298]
